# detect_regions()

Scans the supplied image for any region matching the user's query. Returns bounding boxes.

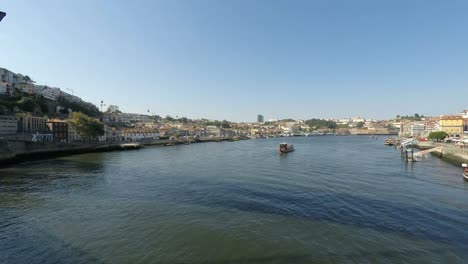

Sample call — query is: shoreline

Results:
[0,137,247,167]
[411,141,468,166]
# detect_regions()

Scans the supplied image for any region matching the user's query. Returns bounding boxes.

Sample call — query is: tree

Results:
[68,112,104,140]
[356,121,365,128]
[428,131,448,142]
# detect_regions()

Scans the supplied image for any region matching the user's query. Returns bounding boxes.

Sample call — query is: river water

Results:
[1,136,468,263]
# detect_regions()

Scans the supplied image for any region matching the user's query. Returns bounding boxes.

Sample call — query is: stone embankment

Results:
[413,141,468,165]
[0,137,246,166]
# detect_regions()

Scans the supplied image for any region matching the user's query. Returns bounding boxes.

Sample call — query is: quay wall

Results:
[0,137,245,166]
[412,141,468,165]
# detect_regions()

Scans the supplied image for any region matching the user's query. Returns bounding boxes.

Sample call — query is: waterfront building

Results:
[409,123,425,137]
[206,125,221,136]
[0,115,18,135]
[46,119,69,142]
[67,124,82,142]
[16,113,48,134]
[439,115,464,136]
[119,129,159,141]
[257,115,264,123]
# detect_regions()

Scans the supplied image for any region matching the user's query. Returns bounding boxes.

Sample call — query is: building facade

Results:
[67,124,82,142]
[257,114,264,123]
[439,115,463,136]
[16,113,48,133]
[0,115,18,135]
[46,120,69,142]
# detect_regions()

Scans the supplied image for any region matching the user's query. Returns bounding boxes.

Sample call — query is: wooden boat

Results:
[279,143,294,153]
[463,164,468,181]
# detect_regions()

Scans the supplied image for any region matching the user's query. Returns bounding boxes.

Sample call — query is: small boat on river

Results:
[279,143,294,153]
[463,164,468,181]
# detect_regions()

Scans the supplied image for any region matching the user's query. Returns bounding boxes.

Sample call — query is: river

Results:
[1,136,468,263]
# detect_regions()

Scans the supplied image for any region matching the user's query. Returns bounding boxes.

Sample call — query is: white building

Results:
[67,124,82,142]
[107,105,120,113]
[0,82,7,94]
[409,123,425,137]
[0,67,28,84]
[119,129,159,141]
[36,85,61,100]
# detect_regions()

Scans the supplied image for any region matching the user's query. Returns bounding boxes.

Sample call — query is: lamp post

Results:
[100,100,105,112]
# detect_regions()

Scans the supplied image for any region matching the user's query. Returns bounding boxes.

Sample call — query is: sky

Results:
[1,0,467,122]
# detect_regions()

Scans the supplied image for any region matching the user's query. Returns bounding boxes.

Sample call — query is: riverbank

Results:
[412,141,468,165]
[0,136,247,166]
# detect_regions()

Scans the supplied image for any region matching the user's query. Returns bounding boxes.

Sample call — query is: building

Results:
[36,85,61,101]
[409,123,425,137]
[14,82,37,95]
[16,113,48,134]
[119,129,159,141]
[0,67,28,84]
[0,115,18,135]
[257,115,264,123]
[0,81,7,95]
[67,124,82,142]
[439,115,463,136]
[46,119,69,142]
[107,105,120,113]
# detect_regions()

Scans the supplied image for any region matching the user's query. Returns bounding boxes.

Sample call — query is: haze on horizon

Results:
[1,0,467,122]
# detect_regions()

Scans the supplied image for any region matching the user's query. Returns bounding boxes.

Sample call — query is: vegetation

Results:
[356,121,365,128]
[0,91,49,115]
[203,120,231,128]
[305,119,337,129]
[57,96,101,118]
[428,131,448,142]
[68,112,105,140]
[396,113,424,121]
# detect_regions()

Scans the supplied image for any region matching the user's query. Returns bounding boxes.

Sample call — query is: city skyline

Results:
[1,0,468,122]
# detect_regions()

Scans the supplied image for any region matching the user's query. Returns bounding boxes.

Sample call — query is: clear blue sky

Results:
[1,0,467,122]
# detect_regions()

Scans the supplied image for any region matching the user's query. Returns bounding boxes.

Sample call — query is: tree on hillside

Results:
[68,112,104,140]
[428,131,448,142]
[305,119,337,129]
[356,121,365,128]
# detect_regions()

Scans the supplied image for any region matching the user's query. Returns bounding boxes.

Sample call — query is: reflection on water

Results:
[1,136,468,263]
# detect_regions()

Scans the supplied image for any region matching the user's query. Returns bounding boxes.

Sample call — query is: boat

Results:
[463,164,468,181]
[384,138,395,146]
[279,143,294,153]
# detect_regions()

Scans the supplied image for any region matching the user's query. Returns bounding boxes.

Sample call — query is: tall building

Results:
[257,114,264,123]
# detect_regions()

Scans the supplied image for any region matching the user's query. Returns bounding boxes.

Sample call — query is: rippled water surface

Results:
[1,136,468,263]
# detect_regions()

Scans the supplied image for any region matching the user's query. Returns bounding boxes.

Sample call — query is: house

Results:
[46,119,69,142]
[439,115,463,136]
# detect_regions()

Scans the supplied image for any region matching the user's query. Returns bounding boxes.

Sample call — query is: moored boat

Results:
[279,143,294,153]
[463,164,468,181]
